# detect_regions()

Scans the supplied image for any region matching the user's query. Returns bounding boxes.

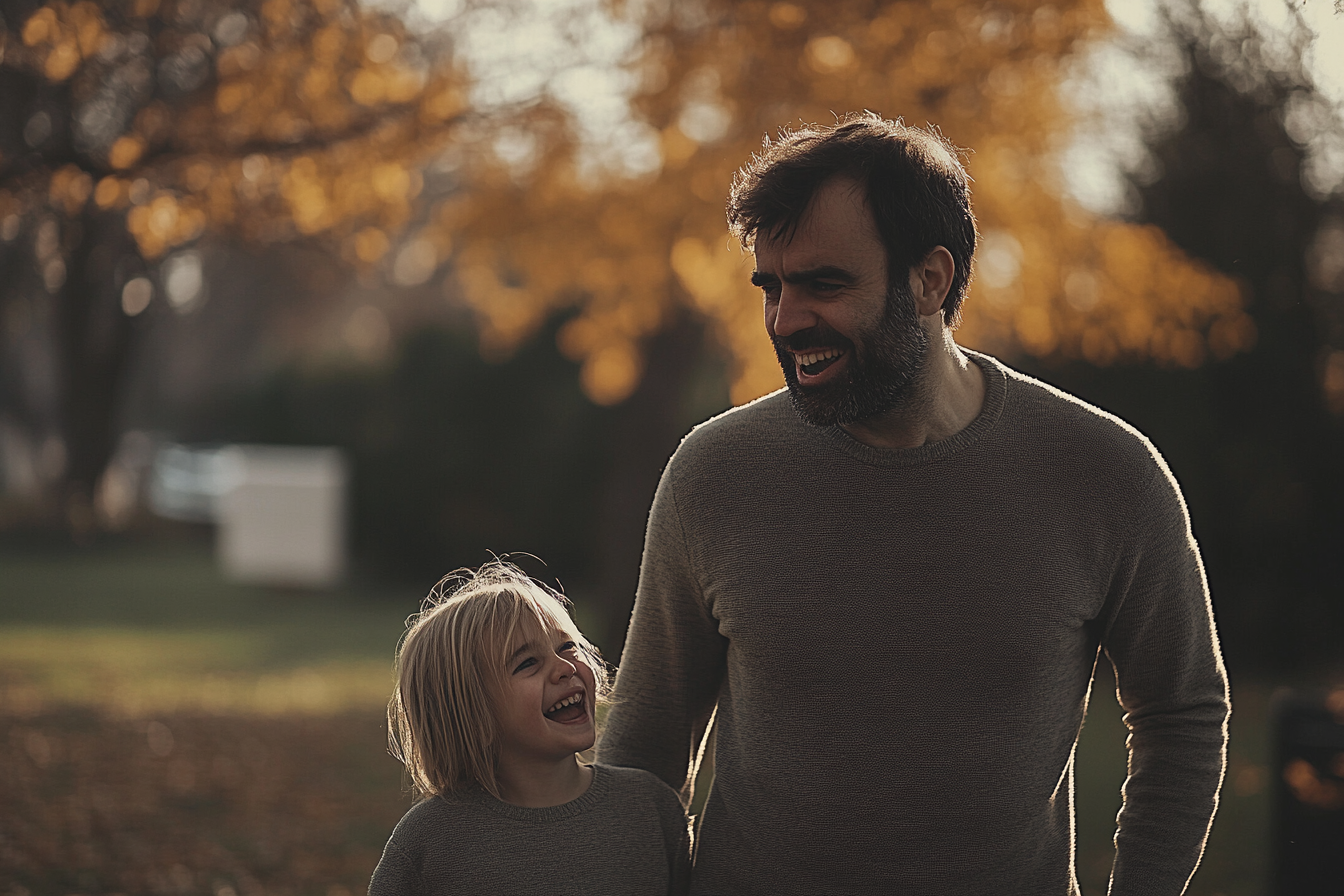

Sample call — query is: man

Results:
[597,113,1229,895]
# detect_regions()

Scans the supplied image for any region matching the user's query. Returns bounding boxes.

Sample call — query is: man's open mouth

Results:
[796,347,844,377]
[544,693,587,723]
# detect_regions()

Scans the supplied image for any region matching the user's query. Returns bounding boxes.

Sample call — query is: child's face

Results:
[494,621,597,768]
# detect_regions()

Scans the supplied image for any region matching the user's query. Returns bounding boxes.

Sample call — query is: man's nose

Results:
[768,287,816,339]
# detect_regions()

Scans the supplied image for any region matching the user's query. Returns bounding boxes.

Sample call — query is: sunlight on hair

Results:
[388,561,607,800]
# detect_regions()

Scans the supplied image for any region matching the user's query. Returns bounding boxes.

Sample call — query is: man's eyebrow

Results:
[750,266,855,286]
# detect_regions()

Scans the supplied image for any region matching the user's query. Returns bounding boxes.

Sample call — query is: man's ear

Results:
[910,246,955,319]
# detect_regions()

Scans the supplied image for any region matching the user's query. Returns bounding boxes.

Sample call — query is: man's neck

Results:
[495,753,593,808]
[840,333,985,449]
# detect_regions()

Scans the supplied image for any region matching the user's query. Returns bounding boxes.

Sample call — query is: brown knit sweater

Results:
[597,352,1229,896]
[367,763,691,895]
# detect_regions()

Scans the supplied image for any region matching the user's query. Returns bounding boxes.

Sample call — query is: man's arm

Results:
[596,461,728,800]
[1102,459,1230,895]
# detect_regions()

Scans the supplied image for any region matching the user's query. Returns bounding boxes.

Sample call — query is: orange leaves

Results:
[20,1,107,82]
[4,0,470,277]
[108,135,146,169]
[351,226,390,264]
[1,709,406,893]
[805,36,858,75]
[126,191,206,258]
[47,165,92,216]
[444,0,1253,410]
[962,214,1248,370]
[670,237,783,403]
[281,156,331,235]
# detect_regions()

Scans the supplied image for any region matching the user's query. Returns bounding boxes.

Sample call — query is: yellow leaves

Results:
[94,177,125,209]
[365,34,399,65]
[260,0,295,38]
[21,2,106,81]
[581,344,643,406]
[351,227,389,264]
[301,67,335,102]
[769,3,807,29]
[126,192,206,258]
[1014,306,1057,356]
[671,237,749,316]
[349,69,386,106]
[421,84,465,123]
[962,212,1247,370]
[661,125,699,168]
[108,135,145,170]
[216,43,261,77]
[215,82,251,116]
[434,0,1254,413]
[371,163,412,203]
[21,7,58,45]
[281,157,330,234]
[805,36,857,75]
[43,41,80,81]
[47,165,92,215]
[668,236,783,404]
[385,66,427,104]
[312,24,346,65]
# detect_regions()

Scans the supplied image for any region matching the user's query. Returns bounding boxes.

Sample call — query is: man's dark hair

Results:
[727,112,978,325]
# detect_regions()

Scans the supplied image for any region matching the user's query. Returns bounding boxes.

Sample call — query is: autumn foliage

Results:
[3,0,466,263]
[1,708,408,894]
[0,0,1256,516]
[443,0,1253,406]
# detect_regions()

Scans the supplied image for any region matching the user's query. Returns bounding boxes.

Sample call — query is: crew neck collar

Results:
[812,350,1006,468]
[452,763,611,823]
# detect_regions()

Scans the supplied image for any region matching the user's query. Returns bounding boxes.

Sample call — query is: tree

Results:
[1051,0,1344,669]
[438,0,1255,412]
[0,0,471,532]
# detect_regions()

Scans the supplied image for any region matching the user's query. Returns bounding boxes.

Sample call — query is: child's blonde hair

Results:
[387,560,607,799]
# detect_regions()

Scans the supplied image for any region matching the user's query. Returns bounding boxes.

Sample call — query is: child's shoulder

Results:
[388,790,485,839]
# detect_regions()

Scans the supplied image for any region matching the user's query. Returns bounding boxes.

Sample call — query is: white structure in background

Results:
[149,444,347,588]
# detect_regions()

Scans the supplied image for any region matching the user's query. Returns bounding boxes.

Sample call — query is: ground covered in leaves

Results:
[1,708,408,896]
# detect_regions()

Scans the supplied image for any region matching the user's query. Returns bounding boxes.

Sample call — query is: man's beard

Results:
[772,279,930,428]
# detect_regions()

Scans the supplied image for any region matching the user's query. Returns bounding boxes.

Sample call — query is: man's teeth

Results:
[546,694,583,714]
[797,348,841,367]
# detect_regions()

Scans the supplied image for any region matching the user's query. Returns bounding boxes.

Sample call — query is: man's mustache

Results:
[775,327,853,353]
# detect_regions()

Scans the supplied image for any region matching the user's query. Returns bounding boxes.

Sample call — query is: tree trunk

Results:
[55,209,142,537]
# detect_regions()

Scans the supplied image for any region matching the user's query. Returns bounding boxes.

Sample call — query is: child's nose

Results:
[550,655,577,680]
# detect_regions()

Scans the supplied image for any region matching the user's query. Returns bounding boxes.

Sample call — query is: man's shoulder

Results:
[666,388,797,466]
[990,355,1164,471]
[595,762,684,806]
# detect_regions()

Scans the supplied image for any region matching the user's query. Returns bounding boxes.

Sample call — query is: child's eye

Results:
[512,657,536,674]
[559,641,577,652]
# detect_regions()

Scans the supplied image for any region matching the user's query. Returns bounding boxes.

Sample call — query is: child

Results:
[369,561,691,896]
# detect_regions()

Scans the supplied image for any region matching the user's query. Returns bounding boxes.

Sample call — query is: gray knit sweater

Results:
[368,763,691,895]
[597,352,1229,896]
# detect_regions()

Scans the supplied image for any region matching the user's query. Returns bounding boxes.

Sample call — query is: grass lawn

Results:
[0,540,1279,894]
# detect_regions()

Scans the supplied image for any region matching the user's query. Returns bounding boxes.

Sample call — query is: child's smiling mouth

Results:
[544,692,588,723]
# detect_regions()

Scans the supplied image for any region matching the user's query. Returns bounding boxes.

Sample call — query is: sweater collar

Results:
[449,763,612,823]
[809,349,1006,468]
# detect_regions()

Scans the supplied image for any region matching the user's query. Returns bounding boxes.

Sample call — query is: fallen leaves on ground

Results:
[1,708,410,896]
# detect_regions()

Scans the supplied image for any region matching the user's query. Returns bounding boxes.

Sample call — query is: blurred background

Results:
[1,0,1342,893]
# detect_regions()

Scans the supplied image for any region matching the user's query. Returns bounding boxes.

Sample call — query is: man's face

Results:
[751,177,929,427]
